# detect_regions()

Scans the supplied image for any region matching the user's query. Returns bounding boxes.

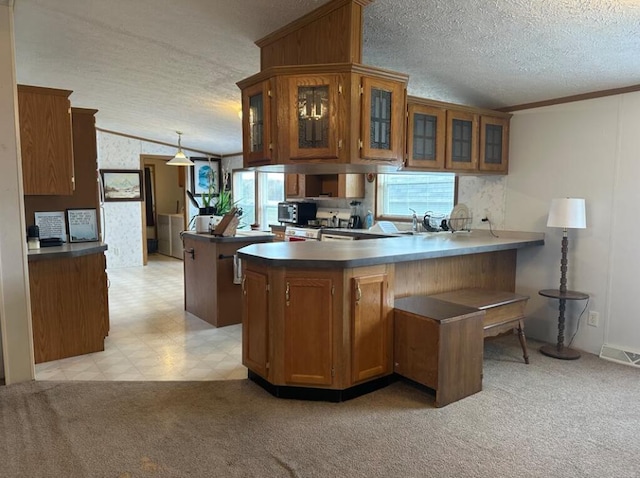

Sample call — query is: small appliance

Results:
[277,202,317,225]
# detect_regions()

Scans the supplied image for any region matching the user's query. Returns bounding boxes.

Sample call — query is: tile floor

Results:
[35,254,246,381]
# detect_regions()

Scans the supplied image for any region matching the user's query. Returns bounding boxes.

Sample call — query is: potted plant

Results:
[213,168,242,217]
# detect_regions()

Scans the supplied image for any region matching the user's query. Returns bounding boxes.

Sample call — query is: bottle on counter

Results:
[365,210,373,229]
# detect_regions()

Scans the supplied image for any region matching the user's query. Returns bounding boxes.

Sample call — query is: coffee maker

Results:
[348,201,363,229]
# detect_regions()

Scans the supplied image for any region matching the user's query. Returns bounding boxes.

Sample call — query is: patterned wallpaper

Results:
[458,175,507,229]
[97,131,205,269]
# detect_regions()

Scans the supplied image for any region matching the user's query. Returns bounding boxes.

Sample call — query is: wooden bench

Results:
[394,296,485,407]
[429,288,530,364]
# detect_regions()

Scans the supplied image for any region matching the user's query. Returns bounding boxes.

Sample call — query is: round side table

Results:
[538,289,589,359]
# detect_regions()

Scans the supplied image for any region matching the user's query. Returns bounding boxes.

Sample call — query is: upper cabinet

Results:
[285,173,364,199]
[18,85,75,195]
[238,64,408,170]
[406,96,511,174]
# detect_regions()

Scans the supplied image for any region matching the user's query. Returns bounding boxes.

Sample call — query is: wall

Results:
[0,2,35,384]
[97,131,207,269]
[505,95,628,355]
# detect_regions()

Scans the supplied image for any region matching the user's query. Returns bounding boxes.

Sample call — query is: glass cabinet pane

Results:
[297,85,329,149]
[370,88,392,150]
[484,124,503,164]
[249,93,264,153]
[413,113,437,160]
[451,119,472,163]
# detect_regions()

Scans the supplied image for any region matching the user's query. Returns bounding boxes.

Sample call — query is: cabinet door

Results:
[351,273,392,383]
[479,116,509,173]
[288,75,340,160]
[360,76,405,162]
[242,80,273,166]
[445,110,478,171]
[285,173,303,198]
[242,269,270,378]
[284,277,333,385]
[406,104,446,169]
[18,85,74,195]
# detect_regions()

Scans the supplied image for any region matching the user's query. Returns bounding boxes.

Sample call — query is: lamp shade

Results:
[166,132,194,166]
[547,198,586,229]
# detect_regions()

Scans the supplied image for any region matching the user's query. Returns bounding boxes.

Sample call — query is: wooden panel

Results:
[257,0,368,69]
[393,301,484,407]
[216,242,249,327]
[18,85,74,195]
[29,252,108,363]
[284,276,333,385]
[393,250,517,298]
[351,273,392,383]
[242,268,270,378]
[24,108,100,234]
[285,173,303,197]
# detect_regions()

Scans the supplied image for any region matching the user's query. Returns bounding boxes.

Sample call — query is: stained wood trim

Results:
[408,95,512,119]
[17,84,72,97]
[95,127,220,157]
[237,63,409,90]
[255,0,372,47]
[499,83,640,112]
[71,107,99,115]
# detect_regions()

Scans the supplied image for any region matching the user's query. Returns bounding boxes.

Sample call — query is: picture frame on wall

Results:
[190,158,221,197]
[67,208,99,243]
[100,169,143,202]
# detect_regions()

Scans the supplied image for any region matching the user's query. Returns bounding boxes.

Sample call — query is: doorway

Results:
[140,155,187,265]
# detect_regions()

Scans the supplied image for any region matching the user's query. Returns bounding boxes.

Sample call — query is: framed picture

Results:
[34,211,67,241]
[67,208,99,243]
[190,158,220,197]
[100,169,143,201]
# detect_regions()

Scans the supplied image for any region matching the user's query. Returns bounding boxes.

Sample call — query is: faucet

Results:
[409,208,418,232]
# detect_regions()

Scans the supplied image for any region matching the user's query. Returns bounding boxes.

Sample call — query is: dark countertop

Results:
[27,242,108,262]
[238,230,544,268]
[182,231,275,243]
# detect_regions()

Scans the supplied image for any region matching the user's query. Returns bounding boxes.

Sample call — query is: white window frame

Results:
[375,172,457,222]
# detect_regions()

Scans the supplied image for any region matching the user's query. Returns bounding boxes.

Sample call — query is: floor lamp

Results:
[539,198,587,360]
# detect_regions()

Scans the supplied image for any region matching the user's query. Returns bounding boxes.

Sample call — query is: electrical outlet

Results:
[587,311,600,327]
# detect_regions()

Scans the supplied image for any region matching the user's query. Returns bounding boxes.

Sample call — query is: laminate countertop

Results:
[238,230,544,269]
[27,242,108,262]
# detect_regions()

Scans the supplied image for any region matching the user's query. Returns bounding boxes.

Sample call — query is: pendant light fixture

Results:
[167,131,194,166]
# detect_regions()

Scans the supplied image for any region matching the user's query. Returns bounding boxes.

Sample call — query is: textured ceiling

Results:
[12,0,640,155]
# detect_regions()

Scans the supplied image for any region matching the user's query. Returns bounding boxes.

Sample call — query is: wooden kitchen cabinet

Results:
[351,272,393,384]
[445,109,479,171]
[18,85,75,195]
[285,173,364,199]
[284,275,335,386]
[406,103,446,169]
[237,64,408,168]
[479,115,509,172]
[242,266,270,378]
[29,250,109,363]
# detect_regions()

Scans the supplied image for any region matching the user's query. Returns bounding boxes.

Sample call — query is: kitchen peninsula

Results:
[237,230,544,400]
[182,230,274,327]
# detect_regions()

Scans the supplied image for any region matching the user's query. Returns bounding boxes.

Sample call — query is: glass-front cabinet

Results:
[288,75,340,161]
[406,103,446,169]
[479,115,509,172]
[360,76,405,162]
[241,80,273,166]
[445,110,479,171]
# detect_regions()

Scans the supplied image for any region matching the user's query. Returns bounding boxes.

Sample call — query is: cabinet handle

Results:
[356,284,362,304]
[285,282,290,306]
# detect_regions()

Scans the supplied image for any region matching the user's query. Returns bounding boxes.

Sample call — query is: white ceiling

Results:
[12,0,640,156]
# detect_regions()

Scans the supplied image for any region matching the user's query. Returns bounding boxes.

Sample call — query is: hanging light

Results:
[167,131,194,166]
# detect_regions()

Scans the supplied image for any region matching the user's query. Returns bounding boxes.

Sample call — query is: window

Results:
[232,170,284,229]
[376,173,456,219]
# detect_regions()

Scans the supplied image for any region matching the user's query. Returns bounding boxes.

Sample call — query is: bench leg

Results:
[517,319,530,364]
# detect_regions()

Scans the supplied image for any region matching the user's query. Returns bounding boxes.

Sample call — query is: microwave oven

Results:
[277,202,317,225]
